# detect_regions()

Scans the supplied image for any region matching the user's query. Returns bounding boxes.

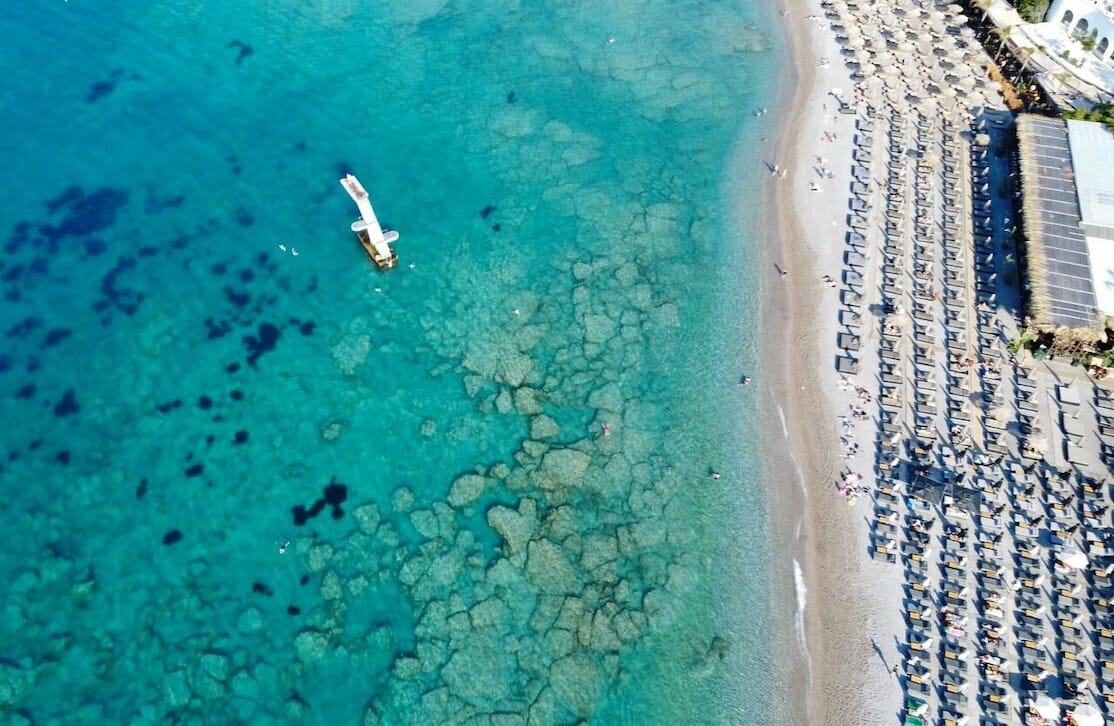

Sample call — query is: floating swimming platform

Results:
[340,173,398,269]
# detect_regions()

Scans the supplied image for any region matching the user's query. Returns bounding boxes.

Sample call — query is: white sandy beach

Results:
[766,0,1114,721]
[770,0,907,722]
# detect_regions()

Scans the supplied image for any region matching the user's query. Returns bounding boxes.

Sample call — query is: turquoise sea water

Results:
[0,1,795,723]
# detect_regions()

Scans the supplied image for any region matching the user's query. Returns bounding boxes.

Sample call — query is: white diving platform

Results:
[340,173,399,269]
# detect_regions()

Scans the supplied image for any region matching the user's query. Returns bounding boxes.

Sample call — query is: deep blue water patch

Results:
[53,389,79,417]
[41,186,128,245]
[243,322,280,367]
[205,318,232,340]
[291,477,348,526]
[227,40,253,65]
[43,328,71,348]
[224,287,250,309]
[45,186,84,215]
[99,256,144,316]
[7,316,41,340]
[233,208,254,227]
[86,68,124,103]
[4,221,33,254]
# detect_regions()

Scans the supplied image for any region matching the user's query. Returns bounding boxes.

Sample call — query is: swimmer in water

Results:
[601,423,611,437]
[278,540,290,555]
[741,376,752,386]
[711,471,722,480]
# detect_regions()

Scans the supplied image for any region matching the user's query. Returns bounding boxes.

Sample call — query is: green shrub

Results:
[1016,0,1050,23]
[1063,103,1114,133]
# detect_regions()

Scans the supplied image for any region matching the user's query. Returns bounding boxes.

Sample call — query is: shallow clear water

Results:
[0,1,794,723]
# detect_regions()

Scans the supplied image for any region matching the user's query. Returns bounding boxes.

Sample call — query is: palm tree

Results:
[974,0,993,29]
[1011,47,1034,89]
[994,27,1013,64]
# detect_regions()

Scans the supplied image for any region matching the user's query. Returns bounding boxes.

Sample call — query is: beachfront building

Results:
[1036,0,1114,101]
[980,0,1114,105]
[1015,114,1114,353]
[1047,0,1114,61]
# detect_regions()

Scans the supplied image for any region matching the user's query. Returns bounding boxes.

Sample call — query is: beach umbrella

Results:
[1031,694,1059,719]
[1060,545,1087,570]
[899,41,916,53]
[1070,704,1103,726]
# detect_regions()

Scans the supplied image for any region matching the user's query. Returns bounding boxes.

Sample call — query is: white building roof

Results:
[1066,120,1114,238]
[1065,120,1114,317]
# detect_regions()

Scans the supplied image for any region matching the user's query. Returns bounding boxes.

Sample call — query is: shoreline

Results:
[761,0,904,722]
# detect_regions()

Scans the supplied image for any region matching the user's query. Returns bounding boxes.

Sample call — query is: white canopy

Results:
[1031,694,1059,720]
[1071,704,1103,726]
[1060,545,1088,570]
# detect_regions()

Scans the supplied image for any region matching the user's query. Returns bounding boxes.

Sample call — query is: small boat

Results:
[339,174,398,269]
